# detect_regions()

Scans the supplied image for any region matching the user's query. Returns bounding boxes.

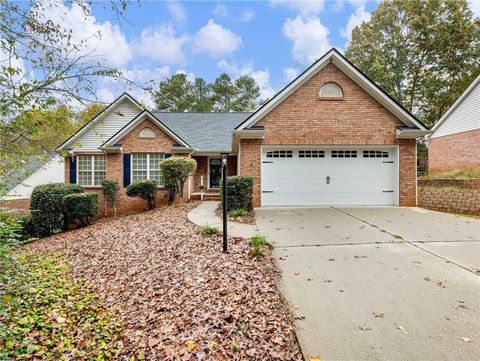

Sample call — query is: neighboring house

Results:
[56,48,429,214]
[1,155,65,209]
[429,75,480,172]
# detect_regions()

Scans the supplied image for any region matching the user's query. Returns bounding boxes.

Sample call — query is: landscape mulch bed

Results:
[24,204,302,360]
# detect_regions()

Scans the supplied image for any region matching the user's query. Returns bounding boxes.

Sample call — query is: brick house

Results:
[429,75,480,172]
[57,49,429,213]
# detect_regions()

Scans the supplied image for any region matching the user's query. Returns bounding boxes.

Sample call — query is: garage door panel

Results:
[261,147,398,206]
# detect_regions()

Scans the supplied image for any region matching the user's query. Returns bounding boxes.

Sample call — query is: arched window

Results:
[319,82,343,98]
[139,127,155,138]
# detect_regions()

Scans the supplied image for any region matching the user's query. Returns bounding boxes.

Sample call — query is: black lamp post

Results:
[221,153,228,253]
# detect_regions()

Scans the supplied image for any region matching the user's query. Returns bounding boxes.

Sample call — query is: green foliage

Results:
[102,178,119,216]
[221,176,254,212]
[251,234,270,247]
[126,180,158,209]
[0,252,123,359]
[200,225,220,236]
[249,235,270,258]
[30,183,84,237]
[0,0,128,179]
[153,72,261,112]
[63,193,98,227]
[159,157,197,204]
[345,0,480,127]
[228,208,247,218]
[0,211,24,246]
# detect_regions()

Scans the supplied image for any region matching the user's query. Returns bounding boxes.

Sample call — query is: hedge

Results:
[221,176,254,212]
[126,180,157,209]
[30,183,84,237]
[63,193,99,226]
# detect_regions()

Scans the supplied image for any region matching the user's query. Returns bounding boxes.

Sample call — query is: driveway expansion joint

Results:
[331,207,479,275]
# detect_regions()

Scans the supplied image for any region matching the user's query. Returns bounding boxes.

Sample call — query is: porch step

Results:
[191,192,221,201]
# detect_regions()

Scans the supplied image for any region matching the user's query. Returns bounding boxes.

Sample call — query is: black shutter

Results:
[69,157,77,184]
[165,153,172,159]
[123,154,131,187]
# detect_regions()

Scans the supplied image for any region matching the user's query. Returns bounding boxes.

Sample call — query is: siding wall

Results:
[432,81,480,138]
[71,101,141,151]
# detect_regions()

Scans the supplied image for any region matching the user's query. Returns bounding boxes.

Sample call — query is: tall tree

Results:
[0,103,106,182]
[211,73,237,112]
[191,78,213,112]
[154,74,194,112]
[232,75,260,112]
[0,0,132,178]
[345,0,480,128]
[153,73,263,112]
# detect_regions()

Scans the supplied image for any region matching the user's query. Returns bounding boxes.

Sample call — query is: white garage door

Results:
[261,147,398,206]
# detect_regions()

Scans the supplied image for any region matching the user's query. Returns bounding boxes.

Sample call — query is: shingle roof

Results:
[152,112,253,152]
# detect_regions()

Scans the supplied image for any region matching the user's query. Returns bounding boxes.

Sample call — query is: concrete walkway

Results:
[187,201,259,238]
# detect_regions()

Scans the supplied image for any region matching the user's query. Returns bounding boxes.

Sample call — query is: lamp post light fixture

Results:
[221,153,228,253]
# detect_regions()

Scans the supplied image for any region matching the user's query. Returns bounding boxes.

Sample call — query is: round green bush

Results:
[126,180,157,209]
[63,193,99,226]
[30,183,84,237]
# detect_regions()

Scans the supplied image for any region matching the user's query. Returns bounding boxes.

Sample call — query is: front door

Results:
[209,158,222,188]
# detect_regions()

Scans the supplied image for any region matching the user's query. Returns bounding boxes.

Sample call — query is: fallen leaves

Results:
[25,204,302,360]
[359,324,371,331]
[461,337,471,343]
[436,279,447,288]
[395,323,408,335]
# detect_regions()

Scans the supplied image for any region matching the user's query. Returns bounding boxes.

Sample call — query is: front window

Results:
[132,153,164,186]
[77,155,106,186]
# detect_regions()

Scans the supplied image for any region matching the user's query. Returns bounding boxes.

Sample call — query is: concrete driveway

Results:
[256,207,480,361]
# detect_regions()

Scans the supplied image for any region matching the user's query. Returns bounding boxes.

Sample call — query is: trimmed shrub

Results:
[221,176,254,212]
[101,178,119,216]
[63,193,98,227]
[126,180,157,209]
[30,183,84,237]
[160,157,197,205]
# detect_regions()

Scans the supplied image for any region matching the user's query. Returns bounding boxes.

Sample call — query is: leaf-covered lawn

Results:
[25,204,302,360]
[0,252,123,360]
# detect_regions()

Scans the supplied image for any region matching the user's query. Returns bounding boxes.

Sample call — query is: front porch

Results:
[190,155,237,201]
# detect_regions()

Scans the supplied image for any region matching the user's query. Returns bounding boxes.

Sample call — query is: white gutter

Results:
[396,128,432,139]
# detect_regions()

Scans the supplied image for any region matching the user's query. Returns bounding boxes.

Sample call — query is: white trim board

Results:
[102,110,190,148]
[236,48,427,131]
[57,93,143,151]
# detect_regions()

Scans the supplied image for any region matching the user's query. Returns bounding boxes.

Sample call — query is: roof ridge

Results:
[152,111,254,114]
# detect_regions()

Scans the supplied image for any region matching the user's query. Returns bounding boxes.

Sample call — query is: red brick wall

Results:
[429,130,480,172]
[65,118,182,216]
[239,139,262,207]
[0,198,30,212]
[418,179,480,215]
[399,139,417,206]
[240,63,416,206]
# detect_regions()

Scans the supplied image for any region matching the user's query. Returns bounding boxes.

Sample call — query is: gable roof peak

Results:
[236,48,427,131]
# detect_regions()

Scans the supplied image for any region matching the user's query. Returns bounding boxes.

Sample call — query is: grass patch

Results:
[0,251,123,360]
[227,208,247,218]
[199,225,220,236]
[421,165,480,179]
[249,234,270,258]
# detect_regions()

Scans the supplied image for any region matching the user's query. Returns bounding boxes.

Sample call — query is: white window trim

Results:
[130,153,165,187]
[76,155,106,187]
